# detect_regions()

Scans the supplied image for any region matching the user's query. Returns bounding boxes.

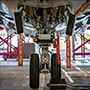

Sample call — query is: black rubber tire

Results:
[30,54,39,89]
[51,53,61,82]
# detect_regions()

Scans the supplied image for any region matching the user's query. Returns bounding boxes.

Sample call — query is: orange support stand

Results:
[81,34,85,58]
[66,35,71,68]
[18,34,23,66]
[56,35,61,65]
[72,35,75,60]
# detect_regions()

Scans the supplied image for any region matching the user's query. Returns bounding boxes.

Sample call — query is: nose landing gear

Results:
[29,53,66,89]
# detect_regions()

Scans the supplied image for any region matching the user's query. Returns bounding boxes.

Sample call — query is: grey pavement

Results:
[0,58,90,90]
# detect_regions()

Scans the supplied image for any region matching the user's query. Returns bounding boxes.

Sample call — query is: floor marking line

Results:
[39,73,45,89]
[61,68,74,83]
[72,64,88,76]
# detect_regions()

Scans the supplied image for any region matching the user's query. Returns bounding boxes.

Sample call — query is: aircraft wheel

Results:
[30,54,39,89]
[51,53,61,82]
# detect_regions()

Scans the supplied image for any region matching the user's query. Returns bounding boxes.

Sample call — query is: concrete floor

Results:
[0,66,30,90]
[0,59,90,90]
[0,65,63,90]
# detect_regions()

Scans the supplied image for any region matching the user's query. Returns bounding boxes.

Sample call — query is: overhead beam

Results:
[75,0,90,16]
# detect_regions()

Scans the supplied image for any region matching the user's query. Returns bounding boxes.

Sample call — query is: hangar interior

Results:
[0,0,90,90]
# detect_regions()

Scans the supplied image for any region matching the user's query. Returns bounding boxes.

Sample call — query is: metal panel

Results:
[23,43,35,58]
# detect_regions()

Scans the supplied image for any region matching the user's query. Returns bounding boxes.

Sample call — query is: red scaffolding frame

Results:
[72,26,90,60]
[0,31,18,60]
[0,28,23,66]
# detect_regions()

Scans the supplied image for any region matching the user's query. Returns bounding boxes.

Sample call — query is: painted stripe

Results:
[72,64,88,76]
[87,71,90,74]
[39,73,45,88]
[61,68,74,83]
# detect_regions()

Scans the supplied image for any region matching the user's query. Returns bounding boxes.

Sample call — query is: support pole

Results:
[81,34,85,58]
[18,34,23,66]
[56,35,61,65]
[7,32,9,59]
[9,33,12,58]
[66,35,71,68]
[72,35,75,60]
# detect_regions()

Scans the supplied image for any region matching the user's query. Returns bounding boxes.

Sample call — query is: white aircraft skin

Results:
[0,0,87,14]
[0,0,90,36]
